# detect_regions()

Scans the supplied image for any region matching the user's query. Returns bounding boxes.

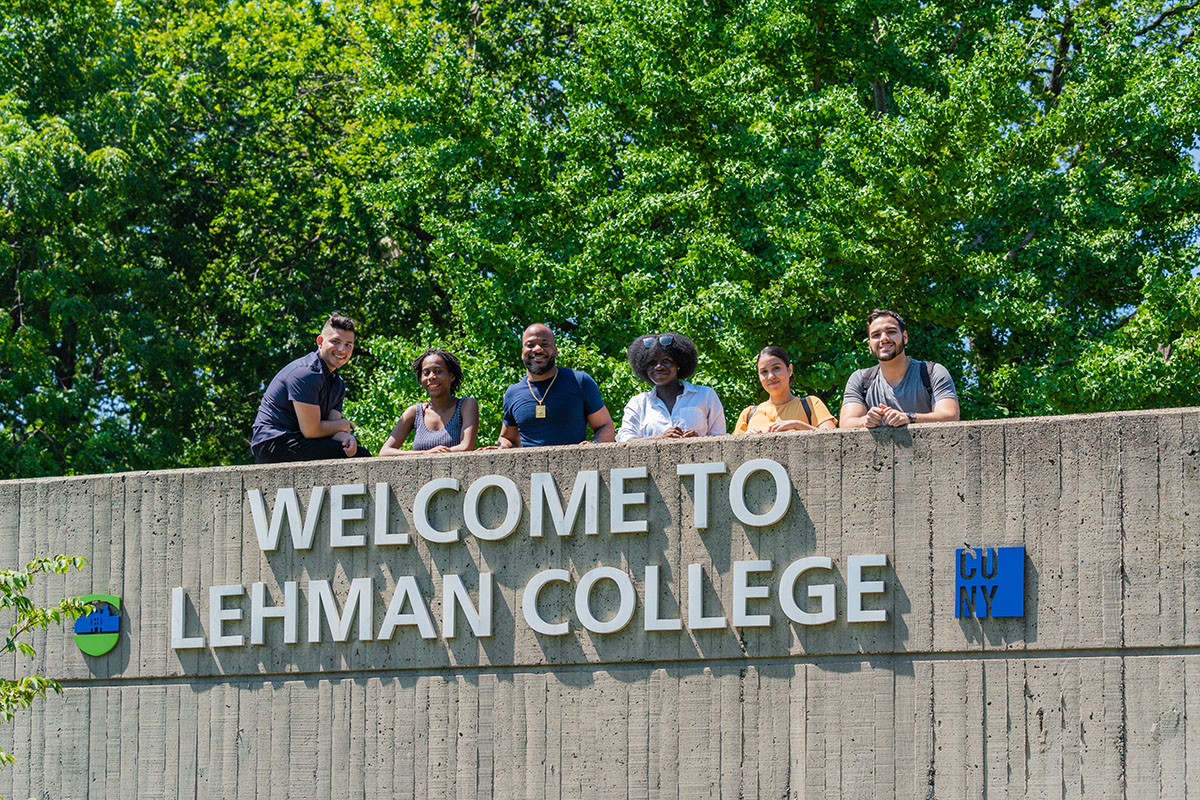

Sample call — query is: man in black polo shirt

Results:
[251,314,372,463]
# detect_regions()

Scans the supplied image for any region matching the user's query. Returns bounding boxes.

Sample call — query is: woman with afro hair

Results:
[615,332,726,441]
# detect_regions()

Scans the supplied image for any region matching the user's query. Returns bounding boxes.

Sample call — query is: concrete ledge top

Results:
[9,405,1197,485]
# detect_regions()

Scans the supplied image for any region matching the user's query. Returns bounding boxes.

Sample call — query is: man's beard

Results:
[524,354,556,376]
[875,340,905,362]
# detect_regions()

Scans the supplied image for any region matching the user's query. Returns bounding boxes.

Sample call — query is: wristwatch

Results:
[906,412,916,425]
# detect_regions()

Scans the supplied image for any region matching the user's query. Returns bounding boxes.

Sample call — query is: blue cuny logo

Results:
[955,547,1025,618]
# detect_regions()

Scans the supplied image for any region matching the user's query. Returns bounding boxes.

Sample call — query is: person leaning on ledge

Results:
[378,348,479,455]
[733,345,837,434]
[489,323,615,448]
[839,308,960,429]
[616,332,726,441]
[250,313,373,463]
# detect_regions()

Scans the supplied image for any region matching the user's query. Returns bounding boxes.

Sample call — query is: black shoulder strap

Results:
[919,361,933,399]
[752,399,815,425]
[742,404,759,433]
[864,367,883,398]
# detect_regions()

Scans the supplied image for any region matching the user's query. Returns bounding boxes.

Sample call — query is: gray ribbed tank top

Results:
[412,400,463,451]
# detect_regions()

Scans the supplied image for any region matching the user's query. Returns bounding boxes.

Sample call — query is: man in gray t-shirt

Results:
[840,309,961,428]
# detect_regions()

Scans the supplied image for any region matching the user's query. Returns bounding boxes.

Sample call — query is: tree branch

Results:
[1004,230,1038,261]
[467,0,483,56]
[872,19,889,116]
[1112,307,1138,331]
[945,23,966,56]
[400,222,434,243]
[1137,0,1200,36]
[1047,14,1075,99]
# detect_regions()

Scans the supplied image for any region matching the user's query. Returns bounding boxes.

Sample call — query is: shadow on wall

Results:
[958,552,1038,648]
[154,424,1065,682]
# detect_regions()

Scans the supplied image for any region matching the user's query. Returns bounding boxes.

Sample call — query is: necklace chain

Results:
[527,370,559,405]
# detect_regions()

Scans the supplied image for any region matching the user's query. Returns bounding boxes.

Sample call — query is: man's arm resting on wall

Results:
[586,407,616,443]
[331,429,359,456]
[293,402,352,439]
[913,397,960,423]
[839,401,878,428]
[495,423,521,448]
[880,397,961,427]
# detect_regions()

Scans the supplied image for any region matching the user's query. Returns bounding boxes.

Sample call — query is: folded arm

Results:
[494,422,521,449]
[293,402,353,438]
[378,405,418,456]
[449,398,480,451]
[916,397,960,423]
[838,401,873,428]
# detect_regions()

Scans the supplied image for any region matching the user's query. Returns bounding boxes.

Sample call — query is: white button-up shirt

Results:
[616,381,727,441]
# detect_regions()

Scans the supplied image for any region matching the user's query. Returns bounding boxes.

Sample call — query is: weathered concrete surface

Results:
[3,654,1195,800]
[1,407,1198,798]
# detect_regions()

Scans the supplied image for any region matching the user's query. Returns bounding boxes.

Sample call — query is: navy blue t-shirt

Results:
[502,367,605,447]
[251,352,345,448]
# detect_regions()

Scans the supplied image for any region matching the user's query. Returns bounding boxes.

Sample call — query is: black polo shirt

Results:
[251,352,345,448]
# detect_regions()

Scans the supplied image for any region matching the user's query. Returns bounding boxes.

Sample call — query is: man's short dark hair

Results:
[867,309,906,333]
[325,313,357,334]
[412,348,464,393]
[626,332,699,383]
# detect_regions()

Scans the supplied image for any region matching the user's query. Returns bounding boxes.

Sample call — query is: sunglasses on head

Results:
[642,334,675,349]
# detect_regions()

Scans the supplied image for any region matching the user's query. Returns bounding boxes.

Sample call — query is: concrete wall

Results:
[1,408,1197,798]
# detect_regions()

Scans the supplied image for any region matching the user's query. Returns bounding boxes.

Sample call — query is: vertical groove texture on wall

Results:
[0,408,1196,798]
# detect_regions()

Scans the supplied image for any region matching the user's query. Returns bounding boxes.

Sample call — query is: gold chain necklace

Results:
[527,370,559,418]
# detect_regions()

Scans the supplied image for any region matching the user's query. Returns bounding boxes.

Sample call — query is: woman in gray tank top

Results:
[379,349,479,454]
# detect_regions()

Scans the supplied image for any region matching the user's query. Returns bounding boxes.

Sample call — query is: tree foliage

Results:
[352,0,1200,449]
[0,555,89,769]
[1,0,1198,470]
[0,0,415,476]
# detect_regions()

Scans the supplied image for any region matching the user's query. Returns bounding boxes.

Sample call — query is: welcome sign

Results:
[169,459,895,653]
[10,410,1193,800]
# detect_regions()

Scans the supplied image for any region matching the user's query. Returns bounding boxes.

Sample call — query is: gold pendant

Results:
[535,404,546,418]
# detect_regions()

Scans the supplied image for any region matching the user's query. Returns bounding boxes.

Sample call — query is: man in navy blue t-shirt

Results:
[250,314,372,463]
[494,324,615,448]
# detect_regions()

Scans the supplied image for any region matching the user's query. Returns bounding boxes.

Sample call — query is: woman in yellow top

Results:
[733,346,838,433]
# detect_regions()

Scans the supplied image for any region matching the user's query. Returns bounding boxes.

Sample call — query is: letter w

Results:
[247,487,326,551]
[530,471,599,537]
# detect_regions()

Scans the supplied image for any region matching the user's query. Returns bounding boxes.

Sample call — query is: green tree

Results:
[0,555,88,770]
[2,0,1197,474]
[0,0,418,476]
[0,0,185,477]
[137,0,418,467]
[352,0,1200,443]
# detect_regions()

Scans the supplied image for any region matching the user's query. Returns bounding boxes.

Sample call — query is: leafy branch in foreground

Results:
[0,555,89,768]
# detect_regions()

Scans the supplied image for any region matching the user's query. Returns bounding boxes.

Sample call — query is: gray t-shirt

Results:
[842,359,957,414]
